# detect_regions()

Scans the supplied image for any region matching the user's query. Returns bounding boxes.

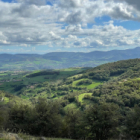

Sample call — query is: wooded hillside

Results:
[1,59,140,139]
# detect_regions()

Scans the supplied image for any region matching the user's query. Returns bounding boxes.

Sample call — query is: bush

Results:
[76,79,92,86]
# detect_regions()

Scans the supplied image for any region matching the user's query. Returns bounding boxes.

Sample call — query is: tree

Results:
[0,111,4,130]
[34,98,63,137]
[125,105,140,139]
[84,103,120,140]
[0,97,9,130]
[7,104,37,133]
[63,109,82,139]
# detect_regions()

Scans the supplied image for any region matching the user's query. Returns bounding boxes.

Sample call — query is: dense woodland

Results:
[1,59,140,139]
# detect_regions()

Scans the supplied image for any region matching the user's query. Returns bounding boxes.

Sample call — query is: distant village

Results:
[0,71,25,85]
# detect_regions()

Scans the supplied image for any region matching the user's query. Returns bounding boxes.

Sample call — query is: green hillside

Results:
[1,59,140,139]
[0,47,140,71]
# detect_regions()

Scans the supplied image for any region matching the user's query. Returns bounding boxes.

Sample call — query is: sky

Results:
[0,0,140,54]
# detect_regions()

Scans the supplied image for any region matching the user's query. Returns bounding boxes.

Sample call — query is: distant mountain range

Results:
[1,47,140,71]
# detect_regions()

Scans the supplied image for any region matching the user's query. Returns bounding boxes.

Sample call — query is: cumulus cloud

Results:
[114,0,140,11]
[16,0,47,6]
[59,0,84,8]
[63,11,83,24]
[90,40,104,48]
[49,31,63,41]
[65,24,83,32]
[58,0,138,26]
[0,0,140,52]
[107,0,140,20]
[107,3,134,20]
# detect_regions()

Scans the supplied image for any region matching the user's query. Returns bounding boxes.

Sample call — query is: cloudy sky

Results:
[0,0,140,54]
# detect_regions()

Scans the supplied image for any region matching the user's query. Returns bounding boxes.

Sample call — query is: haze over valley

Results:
[0,47,140,71]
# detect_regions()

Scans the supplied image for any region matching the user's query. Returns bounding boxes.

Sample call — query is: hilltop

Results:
[0,47,140,71]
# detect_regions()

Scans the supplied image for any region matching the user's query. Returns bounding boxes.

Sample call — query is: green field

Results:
[0,67,104,113]
[0,68,91,97]
[64,102,78,110]
[78,93,92,103]
[72,79,102,89]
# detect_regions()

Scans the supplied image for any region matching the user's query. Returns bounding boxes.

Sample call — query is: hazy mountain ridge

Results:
[1,47,140,70]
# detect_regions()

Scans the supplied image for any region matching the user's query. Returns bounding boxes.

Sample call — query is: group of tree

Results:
[76,79,92,86]
[0,97,140,140]
[26,70,59,78]
[1,59,140,139]
[81,59,140,81]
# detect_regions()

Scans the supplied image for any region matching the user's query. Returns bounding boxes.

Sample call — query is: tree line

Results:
[0,97,140,140]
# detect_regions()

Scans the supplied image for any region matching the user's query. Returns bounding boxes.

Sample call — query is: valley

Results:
[1,59,140,139]
[0,47,140,71]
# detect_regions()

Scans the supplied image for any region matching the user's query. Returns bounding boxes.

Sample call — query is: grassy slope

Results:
[0,68,89,96]
[0,92,31,106]
[0,67,104,112]
[64,102,78,111]
[2,59,140,111]
[61,59,140,109]
[2,59,140,139]
[72,79,102,89]
[78,93,92,103]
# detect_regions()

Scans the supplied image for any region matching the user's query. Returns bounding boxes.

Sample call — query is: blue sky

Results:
[0,0,140,54]
[2,0,12,2]
[94,16,140,30]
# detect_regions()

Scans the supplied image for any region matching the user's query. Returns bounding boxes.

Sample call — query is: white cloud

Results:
[0,0,140,52]
[57,0,138,26]
[49,31,63,40]
[106,3,134,20]
[112,0,140,11]
[65,24,83,32]
[16,0,47,6]
[59,0,84,8]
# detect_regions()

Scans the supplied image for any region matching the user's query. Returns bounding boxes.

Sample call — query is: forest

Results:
[1,59,140,139]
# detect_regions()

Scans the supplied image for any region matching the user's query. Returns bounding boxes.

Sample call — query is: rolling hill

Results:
[1,58,140,103]
[1,47,140,70]
[1,58,140,139]
[1,58,140,109]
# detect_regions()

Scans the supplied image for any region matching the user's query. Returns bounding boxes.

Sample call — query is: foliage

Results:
[26,71,60,78]
[84,103,120,140]
[125,105,140,139]
[76,79,92,86]
[6,98,63,137]
[1,59,140,139]
[86,59,140,81]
